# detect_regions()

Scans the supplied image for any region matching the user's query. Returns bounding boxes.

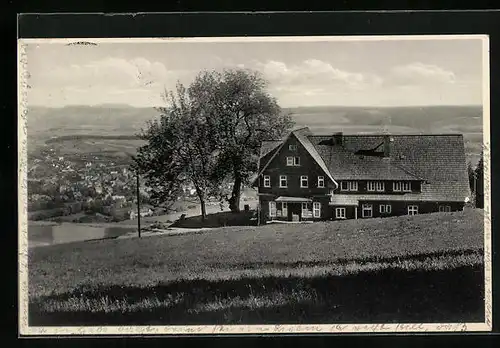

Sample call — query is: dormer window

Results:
[286,156,300,166]
[393,181,411,192]
[393,182,401,192]
[368,181,385,192]
[402,181,411,192]
[340,181,358,191]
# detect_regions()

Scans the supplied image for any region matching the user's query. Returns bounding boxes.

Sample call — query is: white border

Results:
[20,34,487,44]
[18,35,492,336]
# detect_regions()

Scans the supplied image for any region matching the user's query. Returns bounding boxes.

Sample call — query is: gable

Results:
[263,133,324,174]
[257,128,337,186]
[293,129,337,185]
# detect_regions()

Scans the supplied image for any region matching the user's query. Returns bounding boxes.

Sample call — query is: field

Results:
[28,209,485,325]
[27,104,484,165]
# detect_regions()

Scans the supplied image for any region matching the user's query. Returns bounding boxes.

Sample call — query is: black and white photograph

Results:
[18,35,491,334]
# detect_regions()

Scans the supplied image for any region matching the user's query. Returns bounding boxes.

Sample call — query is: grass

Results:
[28,209,485,325]
[31,265,484,325]
[170,210,256,228]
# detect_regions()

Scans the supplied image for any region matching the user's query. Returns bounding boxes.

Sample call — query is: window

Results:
[439,205,451,212]
[301,202,312,218]
[263,175,271,188]
[286,156,300,166]
[335,207,346,219]
[393,181,402,192]
[289,144,297,151]
[367,182,375,191]
[408,205,419,215]
[376,182,385,192]
[368,181,385,192]
[317,176,325,188]
[402,182,411,192]
[379,204,392,214]
[349,181,358,191]
[269,201,277,217]
[282,202,288,216]
[279,175,287,188]
[393,181,411,192]
[362,204,373,218]
[341,181,358,191]
[300,175,309,188]
[313,202,321,218]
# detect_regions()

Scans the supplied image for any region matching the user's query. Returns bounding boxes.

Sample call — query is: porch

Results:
[262,196,326,222]
[274,196,313,222]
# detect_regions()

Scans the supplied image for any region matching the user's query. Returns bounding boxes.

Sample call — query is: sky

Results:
[23,37,486,108]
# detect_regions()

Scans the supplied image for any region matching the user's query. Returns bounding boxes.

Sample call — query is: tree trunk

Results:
[200,199,207,221]
[195,188,207,221]
[229,173,242,212]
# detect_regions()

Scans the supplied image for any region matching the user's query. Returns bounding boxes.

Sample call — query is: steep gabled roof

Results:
[255,130,471,203]
[255,127,338,188]
[261,140,282,158]
[258,140,282,170]
[292,128,338,187]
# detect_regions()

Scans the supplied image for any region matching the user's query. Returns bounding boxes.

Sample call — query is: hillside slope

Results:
[29,209,484,297]
[28,209,485,325]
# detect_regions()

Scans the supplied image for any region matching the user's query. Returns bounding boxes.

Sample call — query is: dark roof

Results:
[260,141,282,158]
[292,128,336,185]
[257,128,471,202]
[313,144,422,181]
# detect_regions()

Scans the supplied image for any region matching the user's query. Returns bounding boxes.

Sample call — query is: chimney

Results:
[332,132,343,146]
[383,134,393,157]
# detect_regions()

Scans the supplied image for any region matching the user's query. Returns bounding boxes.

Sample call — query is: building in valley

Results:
[252,127,471,223]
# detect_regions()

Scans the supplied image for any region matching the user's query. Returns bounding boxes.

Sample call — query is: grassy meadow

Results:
[29,209,485,325]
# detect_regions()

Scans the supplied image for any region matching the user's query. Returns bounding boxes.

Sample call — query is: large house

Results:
[252,127,471,223]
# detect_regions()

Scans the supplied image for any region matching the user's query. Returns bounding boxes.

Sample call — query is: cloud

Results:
[389,62,456,85]
[30,57,190,106]
[255,59,382,89]
[233,59,383,106]
[38,57,173,91]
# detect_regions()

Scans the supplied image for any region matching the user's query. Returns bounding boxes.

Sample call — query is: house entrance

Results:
[288,203,301,222]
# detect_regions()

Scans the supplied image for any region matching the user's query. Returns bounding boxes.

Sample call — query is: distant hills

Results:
[27,104,483,134]
[26,104,484,165]
[27,105,161,135]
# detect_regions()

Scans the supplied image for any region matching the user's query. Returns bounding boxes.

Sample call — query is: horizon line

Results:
[26,103,484,109]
